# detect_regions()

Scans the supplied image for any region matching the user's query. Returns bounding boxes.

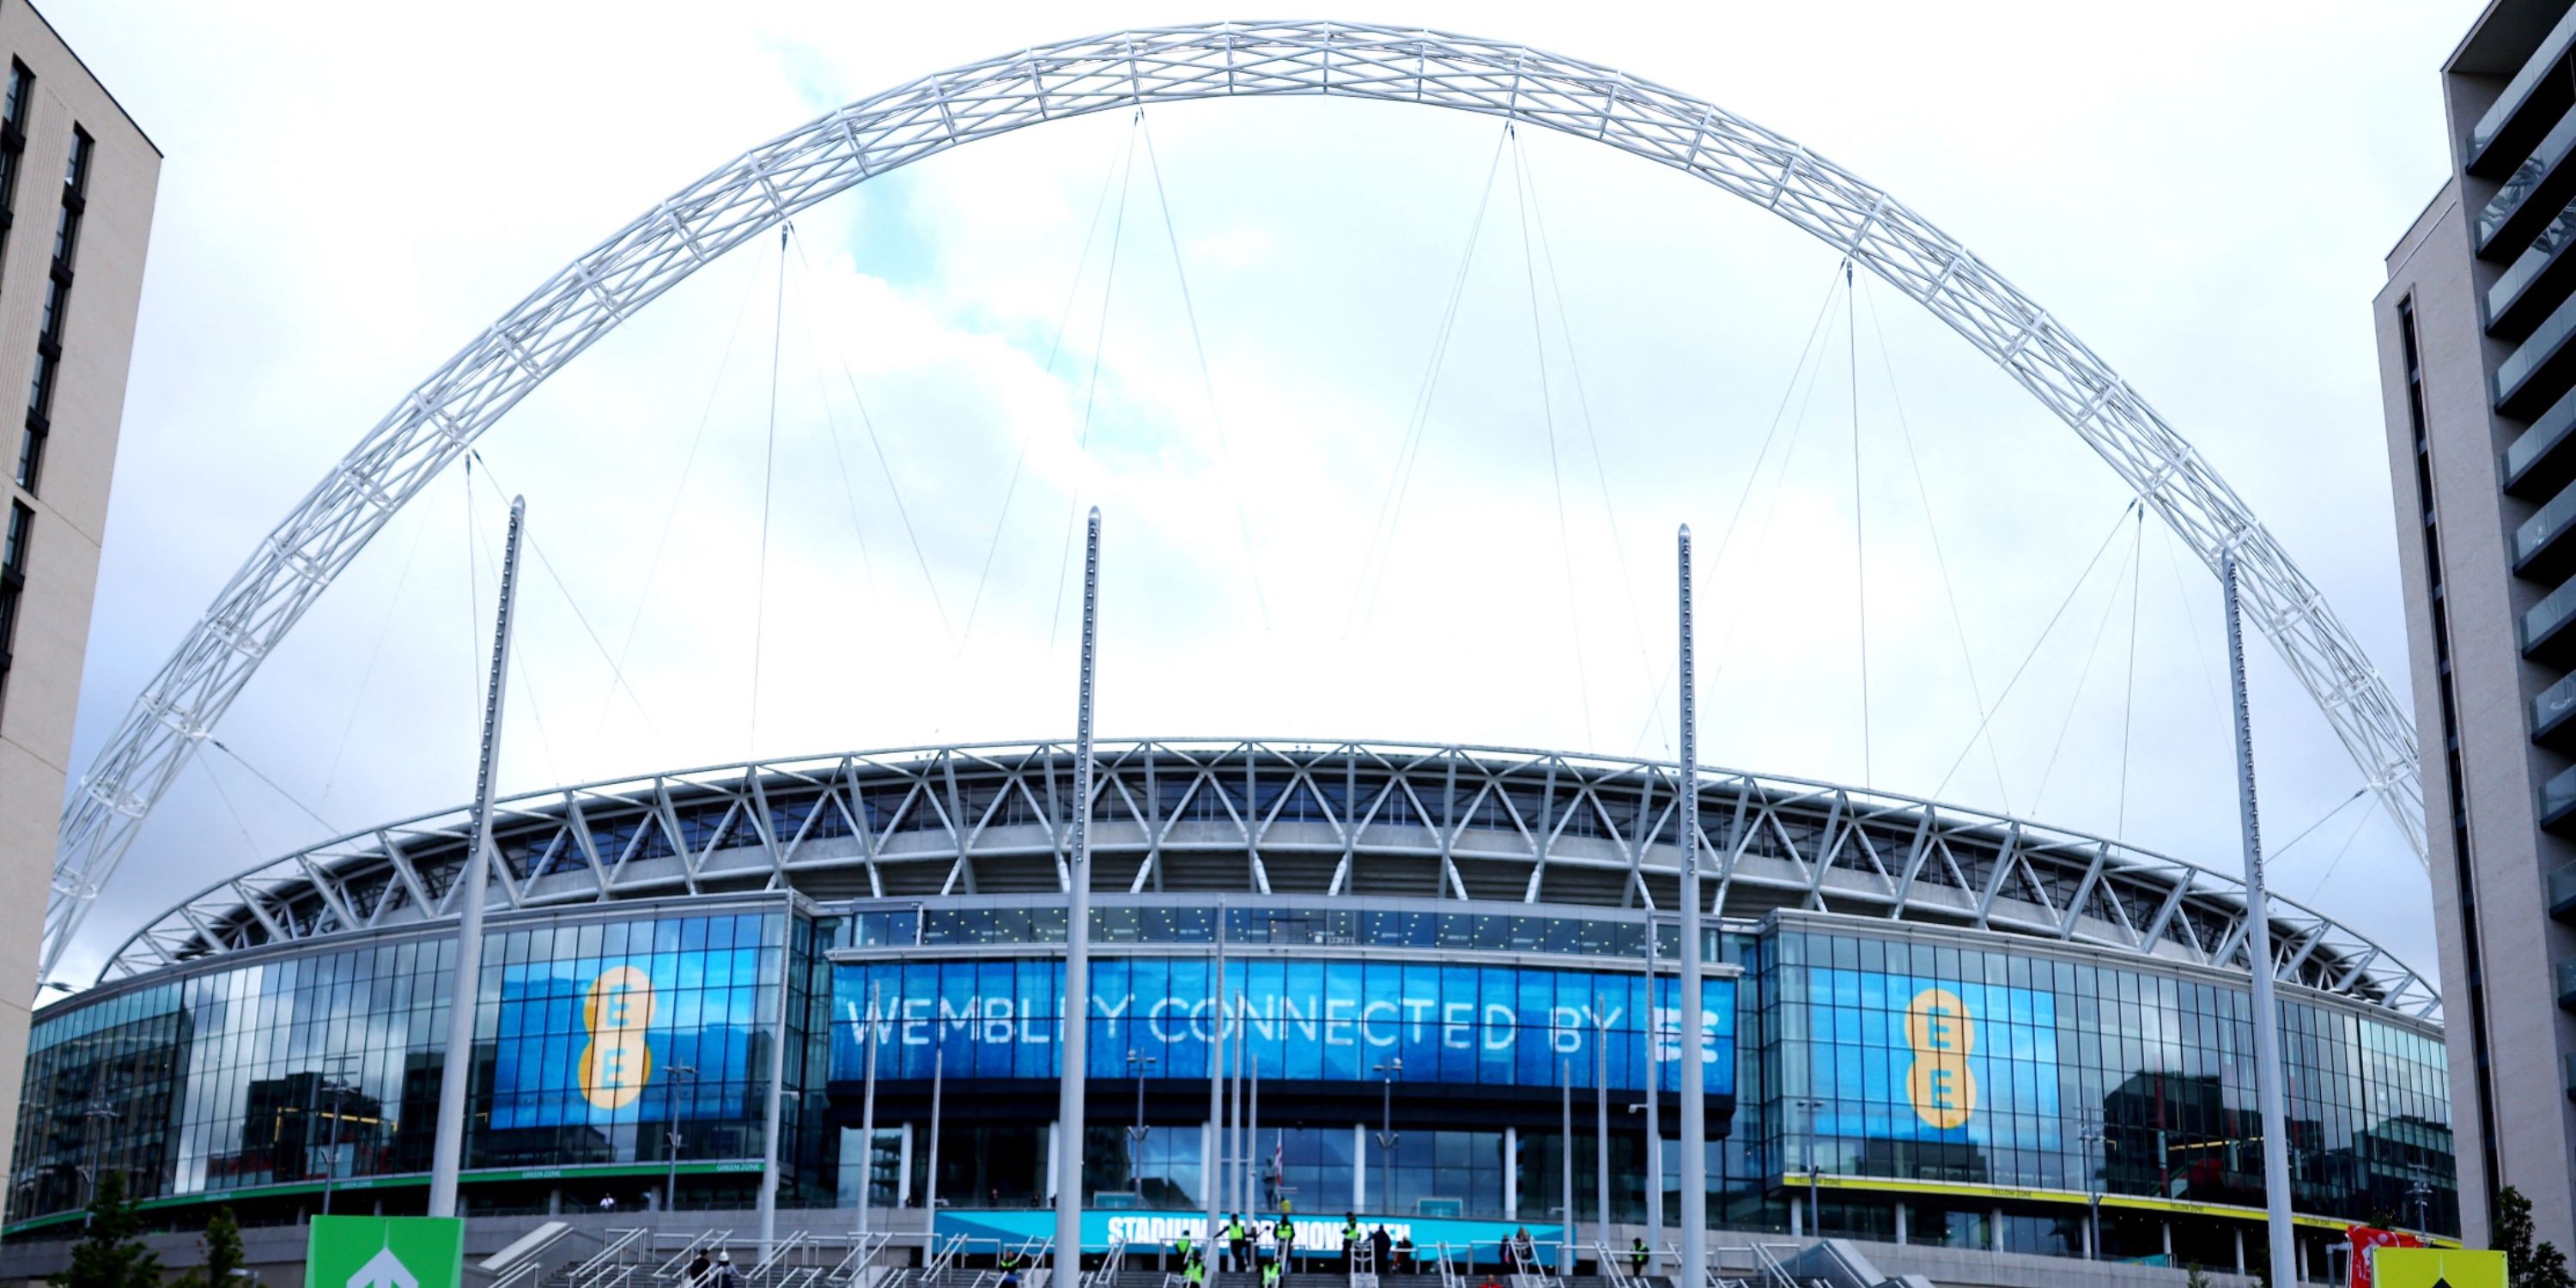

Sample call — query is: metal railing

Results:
[655,1230,735,1284]
[825,1233,892,1288]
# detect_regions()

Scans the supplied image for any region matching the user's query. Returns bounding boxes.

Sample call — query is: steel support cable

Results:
[2272,787,2368,865]
[1847,261,1871,788]
[1137,111,1273,631]
[592,249,769,744]
[1509,127,1595,750]
[2304,799,2380,899]
[1350,125,1513,635]
[193,754,270,868]
[204,737,341,837]
[461,451,659,741]
[1930,501,2140,801]
[2116,508,2144,838]
[2157,520,2228,720]
[751,228,789,755]
[1514,131,1662,752]
[1856,278,2014,811]
[781,238,889,603]
[960,124,1136,648]
[1049,118,1143,653]
[2029,512,2142,815]
[1710,288,1846,690]
[784,222,956,642]
[1625,264,1849,755]
[316,475,442,811]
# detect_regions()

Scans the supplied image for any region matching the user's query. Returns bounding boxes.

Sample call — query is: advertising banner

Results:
[833,957,1735,1097]
[1802,968,2060,1149]
[932,1206,1560,1261]
[489,945,762,1129]
[2347,1224,2425,1288]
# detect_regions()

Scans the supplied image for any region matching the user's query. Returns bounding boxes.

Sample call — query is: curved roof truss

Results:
[99,738,2440,1023]
[44,21,2425,986]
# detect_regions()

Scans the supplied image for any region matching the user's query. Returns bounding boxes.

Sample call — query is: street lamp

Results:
[79,1097,119,1227]
[2075,1115,2105,1262]
[1371,1058,1403,1213]
[2406,1180,2433,1234]
[662,1064,699,1214]
[1789,1098,1826,1239]
[313,1054,360,1217]
[1126,1052,1157,1203]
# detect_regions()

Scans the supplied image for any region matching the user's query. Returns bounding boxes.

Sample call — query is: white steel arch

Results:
[41,20,2426,987]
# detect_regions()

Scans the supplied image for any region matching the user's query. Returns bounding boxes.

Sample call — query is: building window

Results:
[20,127,88,495]
[0,62,30,274]
[0,501,32,720]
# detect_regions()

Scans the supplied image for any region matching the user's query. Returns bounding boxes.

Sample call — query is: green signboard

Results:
[306,1217,464,1288]
[2372,1247,2506,1288]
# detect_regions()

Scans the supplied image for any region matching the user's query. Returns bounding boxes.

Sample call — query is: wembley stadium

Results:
[3,738,2455,1282]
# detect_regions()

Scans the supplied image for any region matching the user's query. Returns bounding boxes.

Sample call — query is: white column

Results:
[1353,1124,1368,1211]
[1504,1127,1519,1220]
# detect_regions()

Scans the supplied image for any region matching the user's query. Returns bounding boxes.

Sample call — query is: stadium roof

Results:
[94,738,2439,1021]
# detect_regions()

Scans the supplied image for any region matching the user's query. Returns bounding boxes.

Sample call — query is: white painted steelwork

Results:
[92,738,2440,1022]
[43,21,2425,987]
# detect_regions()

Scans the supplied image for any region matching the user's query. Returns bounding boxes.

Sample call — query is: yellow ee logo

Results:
[577,965,656,1111]
[1903,987,1976,1130]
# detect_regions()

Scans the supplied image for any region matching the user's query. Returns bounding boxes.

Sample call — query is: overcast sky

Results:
[34,0,2486,988]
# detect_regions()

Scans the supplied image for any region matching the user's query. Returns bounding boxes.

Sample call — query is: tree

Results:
[2183,1267,2212,1288]
[2494,1186,2576,1288]
[49,1170,162,1288]
[171,1208,244,1288]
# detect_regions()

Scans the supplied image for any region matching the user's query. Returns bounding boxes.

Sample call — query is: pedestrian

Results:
[714,1253,741,1288]
[1370,1226,1392,1277]
[1230,1213,1252,1273]
[1627,1238,1649,1279]
[599,1194,617,1214]
[686,1253,712,1288]
[1395,1236,1416,1277]
[1340,1213,1361,1274]
[1184,1253,1206,1288]
[1261,1256,1282,1288]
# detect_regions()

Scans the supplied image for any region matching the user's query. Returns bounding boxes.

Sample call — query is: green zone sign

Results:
[2372,1248,2506,1288]
[307,1217,464,1288]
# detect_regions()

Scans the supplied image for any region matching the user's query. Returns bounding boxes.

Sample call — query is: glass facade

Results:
[11,893,2454,1281]
[10,903,792,1225]
[1762,927,2457,1239]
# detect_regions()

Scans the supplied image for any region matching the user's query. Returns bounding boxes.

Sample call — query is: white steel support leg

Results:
[428,495,525,1218]
[1675,526,1708,1288]
[1058,510,1103,1288]
[2222,550,2296,1285]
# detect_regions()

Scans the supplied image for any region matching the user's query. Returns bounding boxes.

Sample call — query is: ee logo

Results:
[578,965,656,1111]
[1903,987,1977,1130]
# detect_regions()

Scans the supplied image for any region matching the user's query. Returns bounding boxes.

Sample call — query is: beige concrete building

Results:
[0,0,156,1212]
[2375,0,2576,1248]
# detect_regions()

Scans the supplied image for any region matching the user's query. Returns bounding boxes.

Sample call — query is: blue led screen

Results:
[832,957,1735,1097]
[1801,967,2060,1149]
[489,912,777,1129]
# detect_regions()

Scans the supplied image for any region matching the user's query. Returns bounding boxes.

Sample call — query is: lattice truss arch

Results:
[46,21,2426,986]
[103,739,2439,1023]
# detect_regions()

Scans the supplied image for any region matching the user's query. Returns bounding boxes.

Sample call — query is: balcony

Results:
[2541,762,2576,834]
[2506,382,2576,498]
[2470,4,2576,179]
[2478,100,2576,261]
[2499,283,2576,419]
[2518,478,2576,582]
[2521,576,2576,663]
[2540,672,2576,748]
[2489,202,2576,338]
[2561,956,2576,1009]
[2554,863,2576,920]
